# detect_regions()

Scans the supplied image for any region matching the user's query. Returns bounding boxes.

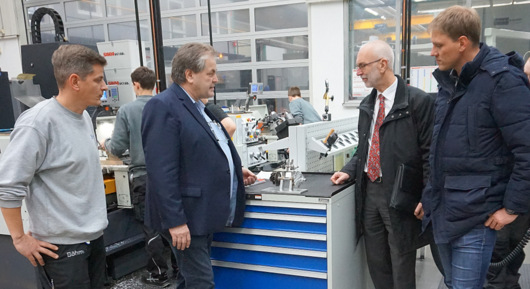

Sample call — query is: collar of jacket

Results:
[433,43,519,90]
[359,75,408,116]
[171,83,221,144]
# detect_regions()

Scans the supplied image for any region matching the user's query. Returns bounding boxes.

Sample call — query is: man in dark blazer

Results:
[330,40,436,289]
[141,42,256,289]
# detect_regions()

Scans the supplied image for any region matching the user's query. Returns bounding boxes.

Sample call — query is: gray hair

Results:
[52,44,107,89]
[362,40,394,71]
[171,43,216,85]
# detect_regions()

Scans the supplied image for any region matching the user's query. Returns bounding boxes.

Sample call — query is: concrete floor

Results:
[2,234,530,289]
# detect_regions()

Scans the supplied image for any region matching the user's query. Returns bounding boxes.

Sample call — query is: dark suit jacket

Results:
[340,75,435,252]
[141,83,246,235]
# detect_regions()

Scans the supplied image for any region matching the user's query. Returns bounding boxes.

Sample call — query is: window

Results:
[256,35,308,61]
[255,4,307,31]
[257,67,309,91]
[214,40,251,64]
[347,0,401,103]
[162,15,197,39]
[161,0,197,10]
[65,0,103,21]
[108,20,150,41]
[200,0,247,6]
[68,25,105,47]
[408,0,530,92]
[216,70,252,93]
[201,9,250,35]
[106,0,148,17]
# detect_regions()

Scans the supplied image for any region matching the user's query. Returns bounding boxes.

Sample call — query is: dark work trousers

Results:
[484,213,530,289]
[363,175,416,289]
[174,234,215,289]
[36,235,106,289]
[132,175,169,277]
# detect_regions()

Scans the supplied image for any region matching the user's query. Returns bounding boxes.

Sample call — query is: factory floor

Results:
[1,234,529,289]
[108,245,530,289]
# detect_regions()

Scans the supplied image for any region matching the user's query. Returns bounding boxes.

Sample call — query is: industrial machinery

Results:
[96,39,152,108]
[262,117,358,172]
[266,159,307,194]
[232,113,268,168]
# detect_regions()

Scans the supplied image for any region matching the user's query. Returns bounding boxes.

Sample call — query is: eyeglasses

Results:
[356,58,382,70]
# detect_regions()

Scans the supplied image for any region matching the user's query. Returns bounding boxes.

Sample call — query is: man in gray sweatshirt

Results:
[0,44,109,289]
[287,86,321,124]
[102,66,172,286]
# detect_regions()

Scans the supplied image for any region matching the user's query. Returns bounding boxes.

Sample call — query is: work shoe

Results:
[141,272,171,287]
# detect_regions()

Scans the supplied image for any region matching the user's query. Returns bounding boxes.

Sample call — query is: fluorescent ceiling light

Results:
[471,4,491,8]
[417,8,445,14]
[514,0,530,4]
[493,2,512,6]
[364,8,379,16]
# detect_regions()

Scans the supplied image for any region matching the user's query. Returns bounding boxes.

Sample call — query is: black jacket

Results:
[422,44,530,243]
[341,75,435,252]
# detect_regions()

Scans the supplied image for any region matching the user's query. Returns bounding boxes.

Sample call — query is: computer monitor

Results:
[249,82,264,95]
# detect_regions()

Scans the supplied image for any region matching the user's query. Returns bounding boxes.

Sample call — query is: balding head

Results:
[361,40,394,72]
[356,40,396,92]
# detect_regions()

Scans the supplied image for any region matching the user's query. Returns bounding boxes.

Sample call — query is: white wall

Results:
[0,37,23,77]
[0,0,26,77]
[308,0,359,121]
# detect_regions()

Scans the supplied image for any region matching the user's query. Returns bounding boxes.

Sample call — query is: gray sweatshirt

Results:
[0,98,108,244]
[289,97,322,124]
[105,95,151,177]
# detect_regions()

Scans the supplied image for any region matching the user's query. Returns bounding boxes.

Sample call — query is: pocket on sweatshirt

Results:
[444,175,491,221]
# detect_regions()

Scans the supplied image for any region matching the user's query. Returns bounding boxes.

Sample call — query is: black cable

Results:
[490,227,530,268]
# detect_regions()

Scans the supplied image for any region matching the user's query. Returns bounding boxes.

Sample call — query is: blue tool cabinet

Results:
[211,174,368,289]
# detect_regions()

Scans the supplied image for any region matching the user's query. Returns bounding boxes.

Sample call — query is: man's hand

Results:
[13,231,58,267]
[485,208,518,230]
[169,224,191,250]
[242,168,257,186]
[330,172,350,185]
[414,202,424,220]
[98,139,106,151]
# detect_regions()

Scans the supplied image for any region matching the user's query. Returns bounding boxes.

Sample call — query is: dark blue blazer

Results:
[141,83,246,235]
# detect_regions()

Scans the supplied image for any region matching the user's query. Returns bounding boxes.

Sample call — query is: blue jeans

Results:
[171,234,214,289]
[438,227,496,289]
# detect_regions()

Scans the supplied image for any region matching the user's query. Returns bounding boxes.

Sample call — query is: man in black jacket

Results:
[331,40,436,289]
[421,6,530,289]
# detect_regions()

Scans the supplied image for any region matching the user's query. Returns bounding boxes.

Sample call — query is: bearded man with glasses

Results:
[331,39,440,289]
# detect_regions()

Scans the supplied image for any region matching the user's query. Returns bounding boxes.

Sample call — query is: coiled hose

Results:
[490,227,530,268]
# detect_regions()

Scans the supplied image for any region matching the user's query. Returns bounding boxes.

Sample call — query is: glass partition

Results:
[255,4,307,31]
[347,0,402,104]
[256,35,308,62]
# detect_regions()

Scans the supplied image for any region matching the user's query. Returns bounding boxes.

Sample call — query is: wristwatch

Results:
[505,208,518,215]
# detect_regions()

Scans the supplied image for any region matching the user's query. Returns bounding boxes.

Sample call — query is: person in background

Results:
[0,44,109,289]
[101,66,172,286]
[287,86,321,124]
[330,39,437,289]
[202,98,236,137]
[419,6,530,289]
[483,55,530,289]
[141,42,257,289]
